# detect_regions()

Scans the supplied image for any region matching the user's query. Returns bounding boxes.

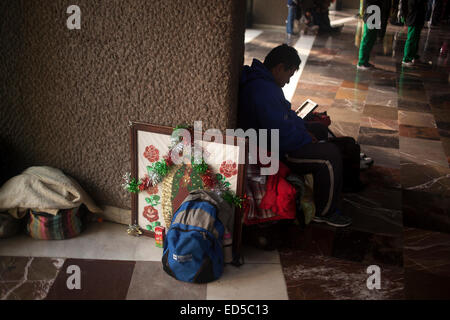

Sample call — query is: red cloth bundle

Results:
[259,161,297,220]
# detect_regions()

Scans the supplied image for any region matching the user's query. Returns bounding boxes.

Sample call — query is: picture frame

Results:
[130,121,248,255]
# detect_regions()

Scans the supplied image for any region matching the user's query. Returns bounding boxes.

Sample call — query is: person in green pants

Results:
[402,0,427,66]
[357,0,383,70]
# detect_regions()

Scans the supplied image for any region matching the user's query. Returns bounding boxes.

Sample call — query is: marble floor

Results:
[1,11,450,300]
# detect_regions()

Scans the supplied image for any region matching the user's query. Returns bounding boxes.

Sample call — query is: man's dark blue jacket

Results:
[237,59,312,155]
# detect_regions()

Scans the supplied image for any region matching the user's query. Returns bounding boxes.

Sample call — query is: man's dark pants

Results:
[284,121,342,217]
[284,122,361,217]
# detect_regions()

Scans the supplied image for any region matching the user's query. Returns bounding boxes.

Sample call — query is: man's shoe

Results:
[360,152,374,170]
[312,210,352,227]
[357,63,374,70]
[402,60,414,67]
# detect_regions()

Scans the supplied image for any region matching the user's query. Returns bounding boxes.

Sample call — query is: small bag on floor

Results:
[162,190,229,283]
[26,206,83,240]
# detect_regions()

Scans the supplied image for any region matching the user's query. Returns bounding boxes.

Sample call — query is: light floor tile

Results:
[206,263,288,300]
[240,245,280,264]
[244,29,263,44]
[283,34,316,102]
[126,261,207,300]
[0,222,162,262]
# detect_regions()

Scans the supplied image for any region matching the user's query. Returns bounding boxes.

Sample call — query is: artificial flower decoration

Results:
[143,205,159,223]
[146,184,159,195]
[123,125,243,208]
[220,160,238,178]
[143,145,160,163]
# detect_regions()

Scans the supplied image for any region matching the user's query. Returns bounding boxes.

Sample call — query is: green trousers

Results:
[403,25,422,62]
[358,23,377,66]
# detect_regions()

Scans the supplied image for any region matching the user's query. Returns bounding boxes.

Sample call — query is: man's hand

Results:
[308,131,318,143]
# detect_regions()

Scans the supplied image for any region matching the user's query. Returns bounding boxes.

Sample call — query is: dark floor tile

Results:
[397,89,428,103]
[360,145,400,169]
[402,190,450,234]
[342,194,403,237]
[280,250,404,300]
[400,136,448,168]
[428,92,450,108]
[280,224,336,256]
[331,229,372,263]
[438,128,450,139]
[401,163,450,197]
[356,184,402,210]
[360,165,401,188]
[363,234,404,267]
[358,127,399,149]
[441,137,450,163]
[403,228,450,277]
[399,124,441,141]
[45,259,135,300]
[398,110,437,128]
[397,99,432,113]
[436,121,450,132]
[371,78,397,89]
[0,256,65,300]
[404,268,450,299]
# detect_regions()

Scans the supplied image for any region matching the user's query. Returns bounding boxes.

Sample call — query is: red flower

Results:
[220,160,238,178]
[143,205,159,223]
[164,154,174,167]
[146,184,159,195]
[144,145,159,163]
[139,176,150,191]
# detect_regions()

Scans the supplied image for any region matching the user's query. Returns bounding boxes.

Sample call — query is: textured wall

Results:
[0,0,246,209]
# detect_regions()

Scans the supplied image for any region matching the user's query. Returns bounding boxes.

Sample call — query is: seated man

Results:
[238,44,352,228]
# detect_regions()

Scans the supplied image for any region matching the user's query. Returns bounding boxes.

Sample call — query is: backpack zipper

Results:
[171,226,216,248]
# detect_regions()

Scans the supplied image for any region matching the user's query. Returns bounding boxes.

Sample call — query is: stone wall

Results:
[0,0,246,210]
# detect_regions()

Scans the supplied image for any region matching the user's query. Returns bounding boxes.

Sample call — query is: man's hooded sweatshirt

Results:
[238,59,312,156]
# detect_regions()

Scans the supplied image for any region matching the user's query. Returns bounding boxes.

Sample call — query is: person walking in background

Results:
[378,0,392,39]
[357,0,383,70]
[402,0,427,66]
[286,0,299,43]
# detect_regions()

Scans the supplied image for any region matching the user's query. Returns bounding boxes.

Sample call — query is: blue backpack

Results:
[162,191,227,283]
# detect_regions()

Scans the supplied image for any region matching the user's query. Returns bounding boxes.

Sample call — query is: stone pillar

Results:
[0,0,246,213]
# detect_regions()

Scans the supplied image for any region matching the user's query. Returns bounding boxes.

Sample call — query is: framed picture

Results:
[130,122,247,254]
